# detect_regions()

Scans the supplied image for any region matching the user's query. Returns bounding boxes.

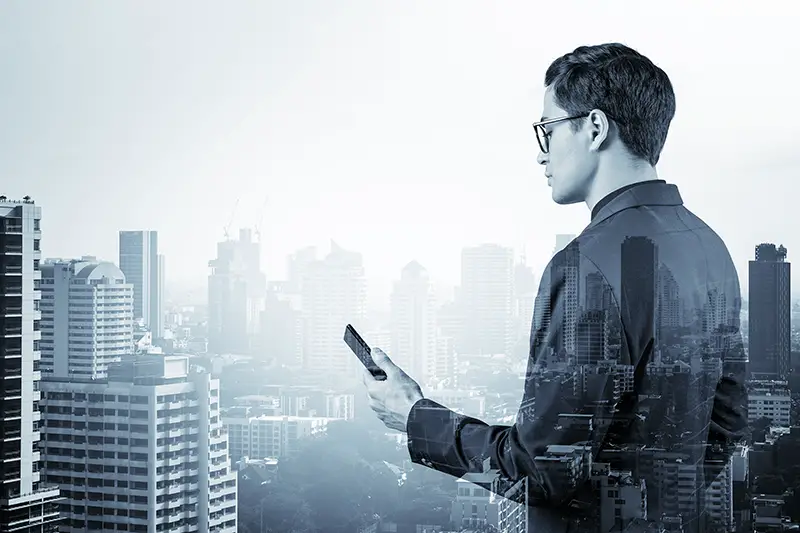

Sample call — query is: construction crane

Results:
[254,195,269,242]
[223,198,240,240]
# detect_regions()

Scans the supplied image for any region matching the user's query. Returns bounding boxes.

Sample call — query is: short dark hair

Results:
[544,43,676,166]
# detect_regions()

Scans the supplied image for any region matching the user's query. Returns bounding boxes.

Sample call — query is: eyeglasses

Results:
[532,114,589,154]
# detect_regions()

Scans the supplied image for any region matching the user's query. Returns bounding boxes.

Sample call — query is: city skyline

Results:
[1,3,798,531]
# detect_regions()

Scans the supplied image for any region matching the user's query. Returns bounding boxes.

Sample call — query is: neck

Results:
[584,159,660,213]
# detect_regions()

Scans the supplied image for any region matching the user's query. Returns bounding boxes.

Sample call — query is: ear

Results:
[586,109,611,152]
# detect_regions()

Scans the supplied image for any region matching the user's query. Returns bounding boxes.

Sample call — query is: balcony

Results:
[1,265,21,276]
[0,428,21,441]
[1,388,21,400]
[1,245,22,255]
[0,284,22,296]
[1,364,21,378]
[1,448,20,461]
[0,305,21,316]
[1,346,22,358]
[1,468,21,483]
[1,220,22,234]
[2,325,22,337]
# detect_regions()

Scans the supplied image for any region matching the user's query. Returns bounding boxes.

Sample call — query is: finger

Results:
[371,347,397,374]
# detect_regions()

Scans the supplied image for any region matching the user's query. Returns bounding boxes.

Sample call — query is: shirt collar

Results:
[587,180,683,230]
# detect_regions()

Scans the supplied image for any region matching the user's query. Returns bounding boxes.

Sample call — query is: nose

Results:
[536,150,547,166]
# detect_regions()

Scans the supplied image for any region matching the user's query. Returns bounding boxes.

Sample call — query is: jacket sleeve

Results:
[406,250,616,508]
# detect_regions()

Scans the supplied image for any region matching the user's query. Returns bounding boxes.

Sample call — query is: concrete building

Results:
[207,228,265,355]
[40,355,237,532]
[0,197,62,532]
[119,231,164,339]
[748,379,791,427]
[749,243,791,381]
[390,261,438,386]
[460,244,515,356]
[39,258,134,380]
[223,414,333,462]
[300,241,367,378]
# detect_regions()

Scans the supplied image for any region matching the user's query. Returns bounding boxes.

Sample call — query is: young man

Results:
[363,43,748,533]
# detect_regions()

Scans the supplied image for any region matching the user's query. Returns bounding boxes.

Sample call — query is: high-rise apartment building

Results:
[40,355,237,532]
[300,241,367,377]
[119,231,164,338]
[748,243,791,380]
[460,244,515,356]
[390,261,437,386]
[0,197,62,532]
[207,229,266,355]
[39,258,134,380]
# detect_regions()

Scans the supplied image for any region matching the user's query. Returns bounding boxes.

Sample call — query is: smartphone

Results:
[343,324,387,380]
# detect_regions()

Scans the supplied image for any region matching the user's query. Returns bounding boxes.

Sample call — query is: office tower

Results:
[621,237,658,348]
[553,234,576,257]
[40,257,134,380]
[575,310,608,365]
[39,355,237,532]
[550,241,581,356]
[0,197,62,532]
[259,281,303,366]
[300,241,367,377]
[657,264,682,344]
[207,228,266,355]
[513,255,537,344]
[390,261,437,386]
[119,231,164,338]
[748,243,791,380]
[461,244,515,356]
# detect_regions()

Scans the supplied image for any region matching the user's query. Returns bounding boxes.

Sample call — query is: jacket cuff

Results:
[405,397,451,466]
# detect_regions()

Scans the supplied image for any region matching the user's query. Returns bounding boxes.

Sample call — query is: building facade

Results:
[40,355,237,532]
[119,231,164,339]
[0,197,62,532]
[40,258,134,380]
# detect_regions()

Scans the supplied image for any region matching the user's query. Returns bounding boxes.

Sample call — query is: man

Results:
[363,43,748,533]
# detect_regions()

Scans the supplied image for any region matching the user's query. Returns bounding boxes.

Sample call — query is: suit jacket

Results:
[406,181,748,533]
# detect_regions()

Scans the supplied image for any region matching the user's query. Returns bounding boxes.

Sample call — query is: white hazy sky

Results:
[0,1,797,300]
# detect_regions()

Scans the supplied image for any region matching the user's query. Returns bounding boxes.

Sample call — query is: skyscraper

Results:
[207,228,266,355]
[390,261,437,386]
[0,197,62,532]
[550,241,581,356]
[39,258,134,380]
[300,241,367,378]
[119,231,164,338]
[460,244,515,356]
[748,243,791,380]
[621,236,658,349]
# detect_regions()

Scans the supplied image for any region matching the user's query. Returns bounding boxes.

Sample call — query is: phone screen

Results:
[343,324,387,380]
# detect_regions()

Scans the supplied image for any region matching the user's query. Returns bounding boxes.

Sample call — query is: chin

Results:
[551,189,582,205]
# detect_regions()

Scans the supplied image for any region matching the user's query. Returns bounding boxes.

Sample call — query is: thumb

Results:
[371,347,396,373]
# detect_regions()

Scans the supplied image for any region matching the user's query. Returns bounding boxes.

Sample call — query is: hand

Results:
[362,347,424,433]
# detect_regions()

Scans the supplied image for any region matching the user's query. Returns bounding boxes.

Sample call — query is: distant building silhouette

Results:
[748,243,791,380]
